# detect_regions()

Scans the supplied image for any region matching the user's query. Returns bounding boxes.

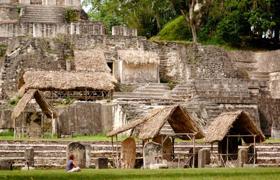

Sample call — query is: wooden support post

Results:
[226,136,229,163]
[172,137,175,160]
[253,135,256,166]
[111,136,115,168]
[116,135,119,168]
[192,134,195,168]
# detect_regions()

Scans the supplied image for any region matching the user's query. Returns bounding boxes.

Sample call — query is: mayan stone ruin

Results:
[0,0,280,169]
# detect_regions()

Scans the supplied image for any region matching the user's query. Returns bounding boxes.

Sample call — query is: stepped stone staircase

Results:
[114,83,170,100]
[0,40,32,98]
[113,83,183,105]
[20,5,65,23]
[113,83,184,121]
[0,141,279,168]
[171,79,251,100]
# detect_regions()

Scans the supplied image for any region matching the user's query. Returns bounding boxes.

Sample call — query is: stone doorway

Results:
[107,62,113,74]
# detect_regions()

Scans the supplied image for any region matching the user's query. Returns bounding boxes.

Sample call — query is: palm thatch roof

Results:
[107,106,204,140]
[205,111,265,143]
[74,50,111,72]
[22,70,117,92]
[11,89,57,123]
[118,50,160,65]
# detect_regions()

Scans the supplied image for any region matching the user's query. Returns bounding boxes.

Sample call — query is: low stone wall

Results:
[0,22,105,38]
[112,26,137,37]
[0,0,81,7]
[0,140,279,168]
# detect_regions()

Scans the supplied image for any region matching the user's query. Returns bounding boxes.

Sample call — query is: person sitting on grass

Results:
[66,154,80,172]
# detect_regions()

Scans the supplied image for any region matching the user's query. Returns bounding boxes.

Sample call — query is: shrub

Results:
[152,16,192,41]
[0,44,7,57]
[65,8,79,23]
[9,96,21,106]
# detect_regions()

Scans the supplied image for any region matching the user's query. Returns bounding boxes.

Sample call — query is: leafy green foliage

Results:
[9,96,21,106]
[0,129,13,137]
[83,0,177,36]
[0,44,7,57]
[152,16,192,41]
[83,0,280,48]
[65,8,79,23]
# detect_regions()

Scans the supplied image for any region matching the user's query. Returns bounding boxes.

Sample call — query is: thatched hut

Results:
[205,111,265,165]
[11,89,58,138]
[19,70,117,100]
[107,105,204,168]
[74,49,111,73]
[117,50,160,83]
[108,106,204,139]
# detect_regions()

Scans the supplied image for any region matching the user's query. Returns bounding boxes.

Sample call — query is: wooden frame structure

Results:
[11,89,58,138]
[206,111,265,167]
[107,105,204,168]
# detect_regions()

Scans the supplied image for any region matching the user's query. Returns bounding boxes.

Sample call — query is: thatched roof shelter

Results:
[107,106,204,140]
[205,111,265,143]
[74,50,111,72]
[118,50,160,65]
[21,70,117,92]
[11,89,57,123]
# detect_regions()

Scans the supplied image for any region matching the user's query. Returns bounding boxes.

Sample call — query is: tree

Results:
[169,0,212,43]
[83,0,177,37]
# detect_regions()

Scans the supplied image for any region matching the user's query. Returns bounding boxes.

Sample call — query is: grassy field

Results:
[0,168,279,180]
[1,131,280,143]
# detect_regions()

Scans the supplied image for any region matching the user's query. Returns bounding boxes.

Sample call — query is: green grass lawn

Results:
[0,168,279,180]
[1,130,280,143]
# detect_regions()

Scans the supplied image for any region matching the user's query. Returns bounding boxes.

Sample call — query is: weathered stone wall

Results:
[58,102,103,135]
[121,63,159,83]
[257,98,280,137]
[0,140,279,168]
[0,108,12,129]
[269,72,280,99]
[112,26,138,37]
[157,43,242,83]
[1,31,280,138]
[1,0,81,7]
[1,37,73,97]
[0,4,19,22]
[0,22,105,38]
[57,101,124,135]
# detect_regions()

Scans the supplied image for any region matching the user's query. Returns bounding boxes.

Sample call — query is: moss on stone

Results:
[0,44,7,57]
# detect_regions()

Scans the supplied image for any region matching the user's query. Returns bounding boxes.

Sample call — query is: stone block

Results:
[121,137,136,169]
[67,142,86,168]
[143,142,162,169]
[238,148,248,167]
[198,148,210,168]
[0,160,13,170]
[24,148,34,167]
[85,145,91,168]
[95,158,108,169]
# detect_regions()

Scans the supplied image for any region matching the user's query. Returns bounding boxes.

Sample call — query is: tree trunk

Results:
[190,21,198,43]
[274,27,280,44]
[189,0,197,43]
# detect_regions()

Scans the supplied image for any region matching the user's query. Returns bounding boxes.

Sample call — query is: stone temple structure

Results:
[0,0,280,139]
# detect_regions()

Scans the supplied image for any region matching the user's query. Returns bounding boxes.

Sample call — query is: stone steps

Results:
[114,92,168,99]
[134,89,169,93]
[20,6,65,23]
[257,164,280,167]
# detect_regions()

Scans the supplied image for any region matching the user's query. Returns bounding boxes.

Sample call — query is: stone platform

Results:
[0,140,279,168]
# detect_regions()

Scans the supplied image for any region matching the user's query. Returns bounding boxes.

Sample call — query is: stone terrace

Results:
[0,140,279,168]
